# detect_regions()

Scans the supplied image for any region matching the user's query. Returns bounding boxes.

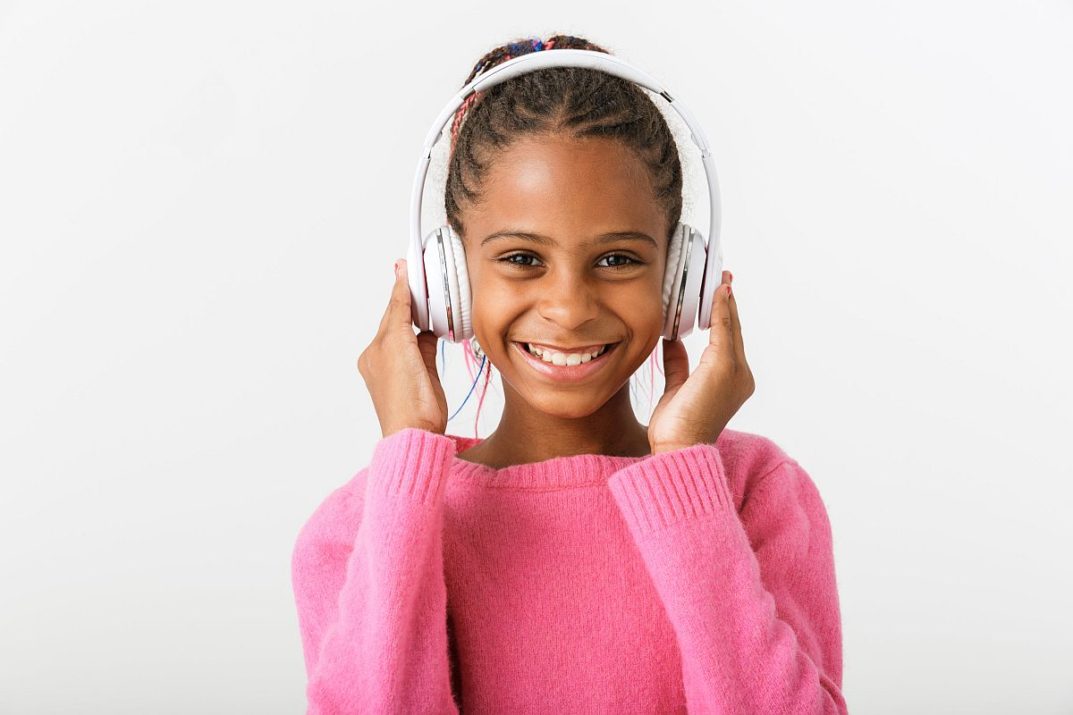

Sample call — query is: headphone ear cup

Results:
[421,227,446,338]
[422,225,472,342]
[661,223,707,341]
[420,226,456,340]
[661,224,687,340]
[442,225,472,342]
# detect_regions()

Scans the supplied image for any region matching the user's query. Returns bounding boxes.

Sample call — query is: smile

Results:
[511,340,621,383]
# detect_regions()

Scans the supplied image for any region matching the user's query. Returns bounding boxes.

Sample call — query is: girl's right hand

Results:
[356,259,449,438]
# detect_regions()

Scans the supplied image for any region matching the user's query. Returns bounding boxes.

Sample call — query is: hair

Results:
[448,34,675,436]
[444,34,684,244]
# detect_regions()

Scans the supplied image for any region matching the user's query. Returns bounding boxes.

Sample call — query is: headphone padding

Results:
[661,223,687,339]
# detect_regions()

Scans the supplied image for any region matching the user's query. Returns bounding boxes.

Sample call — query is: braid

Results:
[448,37,561,152]
[445,34,683,242]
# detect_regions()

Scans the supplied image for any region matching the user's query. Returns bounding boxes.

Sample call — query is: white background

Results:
[2,1,1071,712]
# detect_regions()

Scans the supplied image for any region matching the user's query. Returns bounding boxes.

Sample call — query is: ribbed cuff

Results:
[607,443,735,540]
[367,428,457,505]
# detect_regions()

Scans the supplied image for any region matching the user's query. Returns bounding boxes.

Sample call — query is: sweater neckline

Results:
[446,433,652,489]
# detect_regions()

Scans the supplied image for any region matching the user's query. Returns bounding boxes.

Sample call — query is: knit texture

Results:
[291,427,847,714]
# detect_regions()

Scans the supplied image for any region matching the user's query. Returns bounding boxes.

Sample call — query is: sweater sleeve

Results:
[606,444,848,715]
[290,427,461,715]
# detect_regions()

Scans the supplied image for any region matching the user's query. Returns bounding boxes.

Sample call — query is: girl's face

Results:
[460,132,668,419]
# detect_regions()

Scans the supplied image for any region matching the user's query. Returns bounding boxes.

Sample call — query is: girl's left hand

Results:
[647,270,755,454]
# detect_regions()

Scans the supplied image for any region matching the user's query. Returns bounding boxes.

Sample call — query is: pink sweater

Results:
[291,427,847,714]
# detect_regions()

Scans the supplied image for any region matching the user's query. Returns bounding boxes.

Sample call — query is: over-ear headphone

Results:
[406,48,724,344]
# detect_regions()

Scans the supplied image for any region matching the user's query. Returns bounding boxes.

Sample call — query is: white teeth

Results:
[525,343,609,365]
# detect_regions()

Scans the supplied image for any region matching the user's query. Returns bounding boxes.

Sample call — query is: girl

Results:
[292,34,847,714]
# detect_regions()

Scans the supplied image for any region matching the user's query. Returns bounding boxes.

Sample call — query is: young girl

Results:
[292,35,847,714]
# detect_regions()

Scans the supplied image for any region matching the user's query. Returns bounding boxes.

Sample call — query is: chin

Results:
[519,385,618,420]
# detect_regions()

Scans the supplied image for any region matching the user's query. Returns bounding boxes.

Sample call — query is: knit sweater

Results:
[291,426,847,714]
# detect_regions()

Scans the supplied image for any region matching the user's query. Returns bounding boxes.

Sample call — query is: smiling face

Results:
[458,132,669,420]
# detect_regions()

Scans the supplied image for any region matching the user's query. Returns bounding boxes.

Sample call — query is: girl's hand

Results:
[647,271,755,454]
[356,259,449,438]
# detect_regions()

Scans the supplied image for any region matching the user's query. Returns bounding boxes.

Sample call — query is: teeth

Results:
[525,343,609,364]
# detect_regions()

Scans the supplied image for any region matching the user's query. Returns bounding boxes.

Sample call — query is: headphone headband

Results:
[407,48,724,333]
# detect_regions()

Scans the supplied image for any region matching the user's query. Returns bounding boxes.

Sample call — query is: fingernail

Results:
[728,271,733,284]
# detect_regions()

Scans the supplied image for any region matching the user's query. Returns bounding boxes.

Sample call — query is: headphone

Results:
[406,48,724,344]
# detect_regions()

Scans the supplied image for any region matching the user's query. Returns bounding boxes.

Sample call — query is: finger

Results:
[378,259,414,336]
[661,337,690,394]
[708,270,734,354]
[416,330,441,379]
[726,271,746,363]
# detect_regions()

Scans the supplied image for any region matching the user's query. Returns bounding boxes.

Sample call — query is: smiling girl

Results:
[291,34,847,714]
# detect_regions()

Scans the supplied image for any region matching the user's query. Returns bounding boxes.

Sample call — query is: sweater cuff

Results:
[607,443,736,540]
[367,427,457,505]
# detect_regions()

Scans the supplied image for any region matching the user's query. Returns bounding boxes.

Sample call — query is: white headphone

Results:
[406,48,724,344]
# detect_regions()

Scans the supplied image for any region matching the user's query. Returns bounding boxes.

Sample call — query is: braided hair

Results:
[444,34,684,244]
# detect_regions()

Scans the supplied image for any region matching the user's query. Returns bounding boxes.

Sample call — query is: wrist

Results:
[650,442,701,455]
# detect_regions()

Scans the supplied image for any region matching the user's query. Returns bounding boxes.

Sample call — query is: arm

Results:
[606,444,848,714]
[290,428,461,714]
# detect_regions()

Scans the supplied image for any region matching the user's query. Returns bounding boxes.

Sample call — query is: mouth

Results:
[511,340,622,382]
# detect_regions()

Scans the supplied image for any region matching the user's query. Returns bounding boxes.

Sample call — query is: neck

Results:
[470,383,651,468]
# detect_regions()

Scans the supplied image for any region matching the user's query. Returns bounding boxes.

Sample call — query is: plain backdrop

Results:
[2,0,1071,712]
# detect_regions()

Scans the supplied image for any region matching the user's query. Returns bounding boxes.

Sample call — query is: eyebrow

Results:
[480,229,659,249]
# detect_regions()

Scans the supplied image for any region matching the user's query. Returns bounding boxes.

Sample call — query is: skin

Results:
[358,131,754,467]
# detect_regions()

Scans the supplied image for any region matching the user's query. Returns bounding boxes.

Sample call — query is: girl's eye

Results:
[595,253,640,269]
[500,253,542,268]
[497,253,641,270]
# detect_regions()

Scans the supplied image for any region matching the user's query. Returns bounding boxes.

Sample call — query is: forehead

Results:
[464,133,665,243]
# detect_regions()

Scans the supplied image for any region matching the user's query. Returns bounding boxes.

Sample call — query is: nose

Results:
[535,270,600,330]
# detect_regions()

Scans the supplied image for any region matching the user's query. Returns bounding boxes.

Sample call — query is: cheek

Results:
[467,280,523,341]
[470,274,514,303]
[618,279,665,324]
[620,280,666,358]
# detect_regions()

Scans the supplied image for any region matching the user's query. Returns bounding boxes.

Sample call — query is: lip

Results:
[512,341,620,383]
[525,342,608,353]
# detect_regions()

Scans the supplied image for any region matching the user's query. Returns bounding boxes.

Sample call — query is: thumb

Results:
[661,338,689,394]
[416,330,441,380]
